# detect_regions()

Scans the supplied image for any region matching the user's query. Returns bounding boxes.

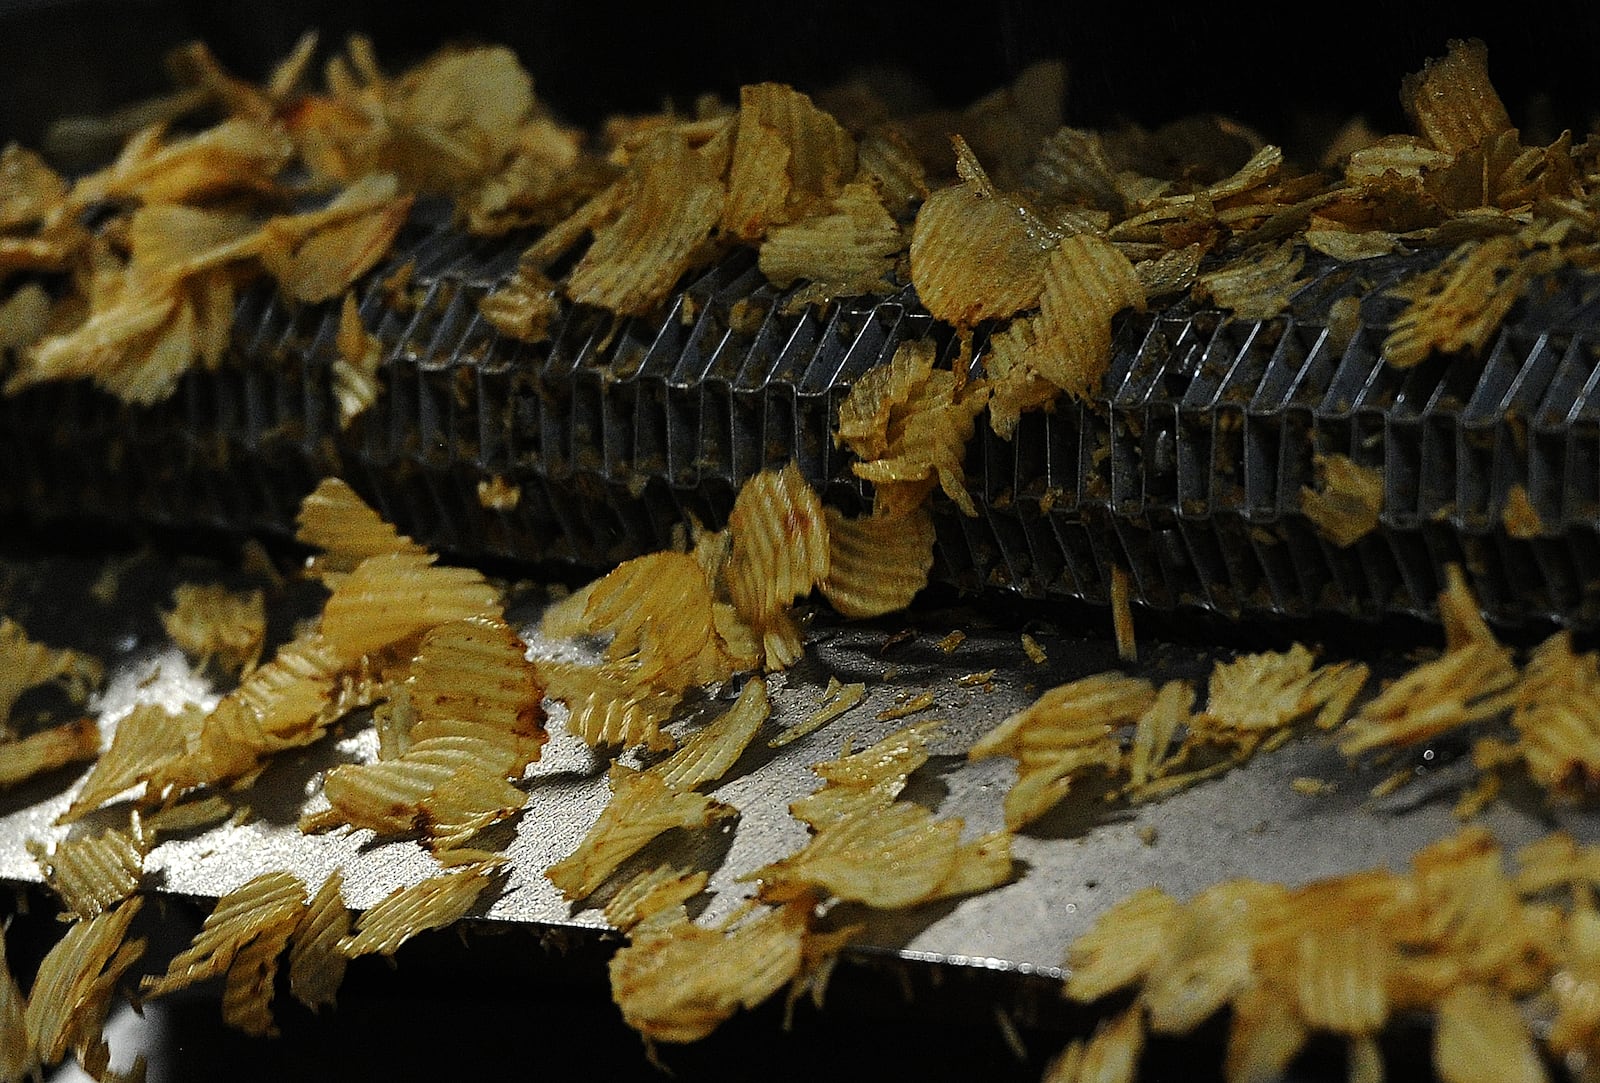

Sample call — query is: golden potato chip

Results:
[1142,880,1288,1035]
[849,366,990,517]
[0,143,68,230]
[162,582,266,676]
[0,616,103,731]
[73,118,293,205]
[1127,681,1194,788]
[650,677,769,792]
[1338,641,1516,756]
[1300,453,1384,548]
[787,721,938,829]
[0,282,52,355]
[1437,564,1496,652]
[1434,984,1543,1083]
[855,126,928,217]
[321,551,499,662]
[295,477,426,577]
[1383,236,1529,368]
[604,865,709,934]
[310,745,525,849]
[1198,645,1369,740]
[608,901,809,1044]
[25,899,144,1070]
[545,765,733,901]
[567,129,724,317]
[910,136,1058,329]
[1225,981,1309,1083]
[1305,227,1401,261]
[142,871,307,1000]
[0,719,101,790]
[876,689,935,721]
[819,504,935,619]
[288,871,350,1013]
[62,703,205,822]
[258,173,412,303]
[540,661,682,752]
[769,677,866,749]
[1110,565,1136,663]
[1290,923,1390,1035]
[752,801,959,907]
[1195,240,1305,320]
[1501,484,1544,540]
[479,262,559,344]
[1025,126,1124,213]
[1401,40,1514,157]
[332,292,383,429]
[1043,1008,1143,1083]
[758,180,901,299]
[835,339,937,461]
[29,826,146,921]
[220,920,296,1037]
[407,615,546,760]
[1512,633,1600,797]
[723,83,855,241]
[726,463,829,628]
[340,861,501,959]
[581,550,726,689]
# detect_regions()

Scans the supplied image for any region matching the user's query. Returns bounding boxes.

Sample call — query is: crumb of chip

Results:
[876,689,935,721]
[1021,633,1047,665]
[936,630,967,654]
[1291,777,1337,797]
[1138,825,1158,847]
[1501,484,1543,539]
[476,475,522,511]
[1110,566,1136,663]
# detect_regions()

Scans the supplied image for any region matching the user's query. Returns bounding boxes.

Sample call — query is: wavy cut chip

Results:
[1512,633,1600,797]
[609,901,810,1043]
[1384,236,1530,369]
[340,861,501,959]
[288,871,350,1013]
[582,551,724,690]
[769,677,867,750]
[545,765,734,901]
[25,899,145,1072]
[541,661,681,752]
[258,173,413,303]
[0,933,33,1083]
[723,82,855,241]
[820,504,935,619]
[163,582,266,676]
[1401,40,1514,157]
[1301,454,1384,548]
[0,720,101,790]
[0,617,102,732]
[835,339,937,461]
[407,616,546,760]
[30,827,146,921]
[321,551,499,662]
[650,677,769,792]
[758,180,901,299]
[63,703,205,822]
[1338,641,1517,757]
[1195,240,1306,321]
[604,865,709,934]
[567,129,724,317]
[142,871,307,1002]
[295,477,426,576]
[726,464,829,633]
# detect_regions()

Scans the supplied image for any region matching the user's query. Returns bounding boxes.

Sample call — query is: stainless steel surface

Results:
[1,545,1589,980]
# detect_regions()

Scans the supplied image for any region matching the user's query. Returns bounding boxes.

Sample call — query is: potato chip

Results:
[910,136,1059,330]
[1512,633,1600,797]
[1199,645,1369,742]
[758,180,901,299]
[340,861,501,959]
[258,174,412,303]
[72,118,292,206]
[752,801,959,907]
[540,661,681,752]
[604,865,709,934]
[287,871,350,1013]
[1043,1007,1143,1083]
[0,617,103,733]
[1434,984,1543,1083]
[788,721,938,830]
[30,826,146,921]
[580,550,726,689]
[854,126,928,217]
[407,615,546,761]
[971,674,1154,828]
[311,745,526,849]
[219,919,296,1037]
[723,83,855,242]
[835,339,936,461]
[162,582,266,676]
[545,765,733,901]
[1110,565,1137,663]
[1127,681,1194,788]
[321,551,499,662]
[818,504,935,619]
[331,292,383,429]
[567,129,725,317]
[1384,236,1529,368]
[295,477,426,577]
[0,143,68,229]
[61,703,204,822]
[0,719,101,790]
[1338,641,1516,756]
[726,463,829,630]
[479,262,559,344]
[849,367,990,517]
[0,282,52,355]
[609,901,809,1043]
[1025,126,1125,214]
[25,899,145,1071]
[1300,453,1384,548]
[142,871,306,1000]
[769,677,866,749]
[650,677,768,792]
[1195,240,1305,320]
[1401,40,1514,157]
[1498,483,1544,540]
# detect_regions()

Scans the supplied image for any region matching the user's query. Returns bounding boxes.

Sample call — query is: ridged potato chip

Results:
[604,865,709,934]
[1300,454,1384,548]
[0,617,102,733]
[650,677,768,792]
[0,933,33,1083]
[339,861,501,959]
[1513,633,1600,796]
[29,827,146,921]
[287,871,350,1012]
[545,765,733,901]
[1434,984,1544,1083]
[142,871,307,1001]
[25,899,145,1070]
[406,616,546,761]
[723,83,855,241]
[819,504,935,619]
[1194,240,1305,321]
[1400,40,1514,157]
[758,180,901,299]
[1339,641,1516,756]
[608,901,810,1043]
[726,463,828,632]
[321,551,499,662]
[541,661,682,752]
[0,720,101,790]
[162,582,266,676]
[1384,237,1531,368]
[295,477,426,576]
[258,173,412,304]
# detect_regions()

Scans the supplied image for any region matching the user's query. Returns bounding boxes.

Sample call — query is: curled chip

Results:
[141,872,307,1013]
[910,136,1057,330]
[61,702,205,822]
[332,292,383,429]
[29,826,147,920]
[162,582,266,676]
[544,765,734,901]
[566,129,725,317]
[1400,40,1514,156]
[758,180,901,301]
[1384,236,1533,369]
[790,721,939,829]
[723,82,855,242]
[726,463,829,633]
[287,871,350,1013]
[0,616,103,733]
[1511,633,1600,798]
[340,861,502,959]
[819,504,935,619]
[24,899,145,1074]
[0,719,101,790]
[295,477,427,578]
[609,901,810,1044]
[1300,454,1385,548]
[650,677,769,792]
[258,173,413,303]
[604,865,709,934]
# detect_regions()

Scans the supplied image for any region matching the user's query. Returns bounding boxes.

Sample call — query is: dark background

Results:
[2,0,1599,150]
